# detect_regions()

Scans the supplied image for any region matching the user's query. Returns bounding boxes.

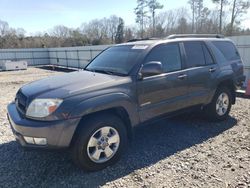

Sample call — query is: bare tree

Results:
[50,25,71,38]
[177,17,189,34]
[15,28,26,38]
[199,8,212,33]
[134,0,149,38]
[0,20,9,36]
[189,0,196,33]
[115,18,125,44]
[107,15,120,43]
[148,0,163,36]
[188,0,209,33]
[196,0,204,33]
[155,10,178,35]
[212,0,228,34]
[124,27,136,41]
[81,19,110,45]
[229,0,250,35]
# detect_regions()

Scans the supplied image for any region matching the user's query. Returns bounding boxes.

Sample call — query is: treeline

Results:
[0,0,250,49]
[134,0,250,37]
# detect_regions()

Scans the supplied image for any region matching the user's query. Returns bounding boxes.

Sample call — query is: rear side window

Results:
[145,43,182,73]
[212,41,240,61]
[202,44,214,65]
[184,41,206,68]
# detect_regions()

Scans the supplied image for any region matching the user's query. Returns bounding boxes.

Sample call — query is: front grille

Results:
[16,90,27,114]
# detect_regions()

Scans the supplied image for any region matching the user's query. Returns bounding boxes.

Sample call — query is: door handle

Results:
[178,74,187,80]
[209,67,216,73]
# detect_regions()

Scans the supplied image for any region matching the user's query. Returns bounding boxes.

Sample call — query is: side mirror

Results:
[140,61,163,78]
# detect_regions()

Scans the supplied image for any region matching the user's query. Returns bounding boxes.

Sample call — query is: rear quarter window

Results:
[211,41,240,61]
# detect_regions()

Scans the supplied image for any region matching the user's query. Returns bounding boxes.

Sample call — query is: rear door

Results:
[183,41,219,106]
[137,43,189,122]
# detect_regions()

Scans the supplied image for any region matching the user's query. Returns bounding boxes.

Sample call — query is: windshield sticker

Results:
[132,45,149,50]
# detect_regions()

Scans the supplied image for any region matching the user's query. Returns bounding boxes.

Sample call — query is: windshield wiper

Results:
[86,68,127,76]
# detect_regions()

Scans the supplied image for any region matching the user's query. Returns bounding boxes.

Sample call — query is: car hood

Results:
[20,70,131,100]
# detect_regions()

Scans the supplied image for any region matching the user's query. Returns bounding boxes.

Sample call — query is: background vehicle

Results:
[7,34,245,171]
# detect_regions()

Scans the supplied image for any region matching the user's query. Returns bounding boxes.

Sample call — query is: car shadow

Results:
[0,115,237,187]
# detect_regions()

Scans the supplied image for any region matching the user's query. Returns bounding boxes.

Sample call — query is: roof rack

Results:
[167,34,225,39]
[127,38,159,42]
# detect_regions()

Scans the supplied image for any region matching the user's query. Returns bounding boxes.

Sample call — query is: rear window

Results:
[211,41,240,61]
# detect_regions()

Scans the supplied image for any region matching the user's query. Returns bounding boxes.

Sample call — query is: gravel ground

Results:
[0,67,249,188]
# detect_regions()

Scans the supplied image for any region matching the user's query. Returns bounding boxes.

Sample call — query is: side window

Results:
[202,44,214,65]
[184,41,206,67]
[212,41,240,61]
[145,43,182,73]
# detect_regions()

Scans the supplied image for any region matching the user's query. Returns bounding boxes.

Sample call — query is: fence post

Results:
[56,51,59,66]
[65,50,68,68]
[90,49,93,61]
[31,51,35,66]
[77,49,80,69]
[14,51,17,61]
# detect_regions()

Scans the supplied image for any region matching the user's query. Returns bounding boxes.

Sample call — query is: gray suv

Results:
[7,34,245,171]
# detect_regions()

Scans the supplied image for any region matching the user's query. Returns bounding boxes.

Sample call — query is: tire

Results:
[204,87,232,121]
[71,113,127,171]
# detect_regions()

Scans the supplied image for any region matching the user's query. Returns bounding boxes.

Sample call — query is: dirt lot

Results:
[0,67,249,188]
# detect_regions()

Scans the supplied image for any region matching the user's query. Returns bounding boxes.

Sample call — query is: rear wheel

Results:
[204,87,232,121]
[71,113,127,171]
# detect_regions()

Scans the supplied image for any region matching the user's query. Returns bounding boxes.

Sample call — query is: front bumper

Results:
[7,102,81,149]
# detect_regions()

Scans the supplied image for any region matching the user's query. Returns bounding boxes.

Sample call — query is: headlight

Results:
[26,99,63,118]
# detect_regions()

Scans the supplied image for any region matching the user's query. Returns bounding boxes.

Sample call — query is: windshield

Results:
[86,45,145,75]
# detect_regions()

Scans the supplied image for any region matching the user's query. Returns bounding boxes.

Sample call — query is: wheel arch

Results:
[217,79,236,104]
[70,106,135,148]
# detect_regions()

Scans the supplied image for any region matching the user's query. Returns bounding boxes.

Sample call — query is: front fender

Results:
[69,93,140,127]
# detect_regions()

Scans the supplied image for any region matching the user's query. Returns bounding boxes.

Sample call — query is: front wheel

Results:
[71,113,127,171]
[204,87,232,121]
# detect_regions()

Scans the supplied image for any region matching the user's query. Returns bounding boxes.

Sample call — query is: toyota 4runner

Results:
[7,34,245,171]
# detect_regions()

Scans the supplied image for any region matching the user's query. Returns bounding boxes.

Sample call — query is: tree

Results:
[148,0,163,36]
[115,18,125,44]
[134,0,149,38]
[81,19,109,45]
[124,27,134,41]
[50,25,71,38]
[15,28,26,38]
[177,17,189,34]
[189,0,196,33]
[229,0,250,35]
[199,7,212,33]
[0,20,9,36]
[189,0,210,33]
[107,15,120,43]
[155,10,177,35]
[212,0,228,34]
[196,0,204,32]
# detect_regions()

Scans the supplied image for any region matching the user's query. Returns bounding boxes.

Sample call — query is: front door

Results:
[137,43,189,122]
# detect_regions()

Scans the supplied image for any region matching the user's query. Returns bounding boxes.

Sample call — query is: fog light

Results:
[34,138,47,145]
[23,136,35,144]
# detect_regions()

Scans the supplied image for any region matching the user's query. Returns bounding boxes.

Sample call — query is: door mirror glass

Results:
[140,61,163,78]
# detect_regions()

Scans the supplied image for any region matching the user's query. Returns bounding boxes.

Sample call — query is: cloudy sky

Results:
[0,0,249,35]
